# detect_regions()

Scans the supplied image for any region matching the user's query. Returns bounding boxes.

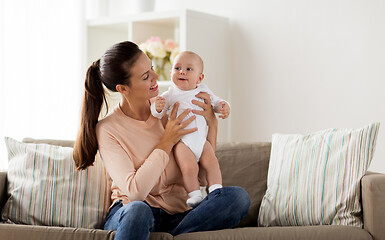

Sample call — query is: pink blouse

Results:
[96,104,190,214]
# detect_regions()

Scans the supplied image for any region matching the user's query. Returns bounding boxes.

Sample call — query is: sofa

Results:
[0,139,384,240]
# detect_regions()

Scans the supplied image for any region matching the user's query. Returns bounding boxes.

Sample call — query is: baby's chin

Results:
[172,81,195,91]
[175,84,198,91]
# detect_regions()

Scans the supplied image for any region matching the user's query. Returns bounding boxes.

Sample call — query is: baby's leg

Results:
[199,141,223,193]
[174,141,202,207]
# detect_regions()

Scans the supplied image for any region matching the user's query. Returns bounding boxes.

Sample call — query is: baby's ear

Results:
[197,73,204,84]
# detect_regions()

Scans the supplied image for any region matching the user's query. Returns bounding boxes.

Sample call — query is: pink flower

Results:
[147,36,163,43]
[139,36,179,81]
[164,39,176,52]
[170,46,180,63]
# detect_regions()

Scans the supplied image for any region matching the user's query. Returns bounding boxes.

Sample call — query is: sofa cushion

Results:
[361,172,385,240]
[258,123,380,227]
[22,138,74,148]
[0,171,7,213]
[0,223,174,240]
[173,226,372,240]
[1,137,110,229]
[216,142,271,227]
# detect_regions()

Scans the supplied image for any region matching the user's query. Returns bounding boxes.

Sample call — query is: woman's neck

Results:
[120,97,150,121]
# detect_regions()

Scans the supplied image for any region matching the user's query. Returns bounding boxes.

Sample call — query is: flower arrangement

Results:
[139,36,179,81]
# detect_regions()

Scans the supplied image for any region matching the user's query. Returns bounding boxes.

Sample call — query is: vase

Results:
[153,58,170,81]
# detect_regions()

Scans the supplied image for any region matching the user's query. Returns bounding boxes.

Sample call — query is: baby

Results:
[150,51,230,207]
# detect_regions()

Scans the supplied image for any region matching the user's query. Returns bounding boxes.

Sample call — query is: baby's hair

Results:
[178,51,204,73]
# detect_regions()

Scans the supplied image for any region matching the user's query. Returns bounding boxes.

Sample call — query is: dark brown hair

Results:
[73,41,142,170]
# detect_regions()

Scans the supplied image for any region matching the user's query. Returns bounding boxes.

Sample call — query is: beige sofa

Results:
[0,140,384,240]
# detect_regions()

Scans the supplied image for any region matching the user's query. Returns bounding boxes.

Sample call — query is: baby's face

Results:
[171,53,203,91]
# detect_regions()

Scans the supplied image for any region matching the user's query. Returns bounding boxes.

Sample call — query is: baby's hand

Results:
[155,96,166,113]
[218,101,230,119]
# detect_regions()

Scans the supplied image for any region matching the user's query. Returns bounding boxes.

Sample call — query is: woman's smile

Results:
[150,83,158,91]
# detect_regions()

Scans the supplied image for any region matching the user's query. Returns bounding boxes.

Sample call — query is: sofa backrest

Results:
[216,142,271,227]
[0,171,8,214]
[2,139,272,227]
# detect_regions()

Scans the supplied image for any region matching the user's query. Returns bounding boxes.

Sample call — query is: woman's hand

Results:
[192,92,218,151]
[156,102,197,155]
[191,92,218,128]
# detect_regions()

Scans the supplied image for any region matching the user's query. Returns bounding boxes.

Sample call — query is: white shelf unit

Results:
[86,9,231,141]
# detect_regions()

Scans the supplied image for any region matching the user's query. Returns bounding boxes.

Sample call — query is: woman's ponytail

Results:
[73,59,107,170]
[73,41,142,170]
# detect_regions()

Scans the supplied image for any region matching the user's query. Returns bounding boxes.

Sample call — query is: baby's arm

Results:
[150,96,167,119]
[203,86,230,119]
[217,101,230,119]
[155,96,166,112]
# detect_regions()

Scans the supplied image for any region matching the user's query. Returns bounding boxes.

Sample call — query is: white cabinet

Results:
[86,9,231,141]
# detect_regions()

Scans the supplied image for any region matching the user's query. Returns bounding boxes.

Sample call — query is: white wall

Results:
[2,0,384,173]
[0,0,84,169]
[154,0,385,173]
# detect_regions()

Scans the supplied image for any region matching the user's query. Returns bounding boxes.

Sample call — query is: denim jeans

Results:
[103,186,250,240]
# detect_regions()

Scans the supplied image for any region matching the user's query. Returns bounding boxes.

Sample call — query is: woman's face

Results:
[126,52,159,100]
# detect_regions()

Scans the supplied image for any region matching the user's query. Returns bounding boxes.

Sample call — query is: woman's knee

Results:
[223,186,250,217]
[120,201,153,223]
[104,201,154,232]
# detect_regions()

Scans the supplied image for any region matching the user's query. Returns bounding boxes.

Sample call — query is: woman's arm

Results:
[97,103,197,201]
[97,128,169,201]
[96,106,196,201]
[206,119,218,152]
[192,92,218,151]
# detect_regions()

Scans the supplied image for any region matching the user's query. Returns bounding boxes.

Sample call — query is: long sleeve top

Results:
[95,104,189,214]
[151,83,229,119]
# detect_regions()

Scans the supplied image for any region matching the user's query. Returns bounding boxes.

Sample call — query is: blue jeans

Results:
[103,186,250,240]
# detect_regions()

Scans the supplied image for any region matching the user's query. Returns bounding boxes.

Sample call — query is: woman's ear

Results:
[116,84,129,94]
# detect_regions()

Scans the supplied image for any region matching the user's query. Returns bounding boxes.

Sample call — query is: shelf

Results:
[87,17,129,30]
[86,9,228,33]
[86,10,183,29]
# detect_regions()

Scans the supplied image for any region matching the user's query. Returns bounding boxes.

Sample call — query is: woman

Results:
[73,41,250,240]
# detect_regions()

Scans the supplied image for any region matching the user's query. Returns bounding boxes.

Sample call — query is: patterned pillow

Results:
[258,123,380,227]
[1,137,110,229]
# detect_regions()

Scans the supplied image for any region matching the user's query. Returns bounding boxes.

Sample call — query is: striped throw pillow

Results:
[1,137,110,229]
[258,123,380,227]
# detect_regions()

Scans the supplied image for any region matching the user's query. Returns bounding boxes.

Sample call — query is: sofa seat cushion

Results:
[174,226,372,240]
[0,223,116,240]
[0,223,173,240]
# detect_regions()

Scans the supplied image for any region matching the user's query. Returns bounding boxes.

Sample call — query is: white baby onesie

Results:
[151,83,229,161]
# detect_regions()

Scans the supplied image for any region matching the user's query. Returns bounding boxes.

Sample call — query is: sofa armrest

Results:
[361,171,385,240]
[0,171,8,213]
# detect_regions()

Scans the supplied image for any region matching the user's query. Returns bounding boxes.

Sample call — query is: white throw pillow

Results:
[1,137,110,229]
[258,123,380,227]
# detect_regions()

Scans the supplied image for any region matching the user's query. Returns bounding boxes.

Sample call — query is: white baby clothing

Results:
[151,83,229,161]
